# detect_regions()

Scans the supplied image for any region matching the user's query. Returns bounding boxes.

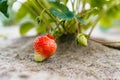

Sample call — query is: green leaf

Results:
[15,2,29,21]
[20,22,35,36]
[50,2,75,20]
[0,0,8,17]
[36,24,46,34]
[64,11,75,20]
[50,8,65,18]
[76,16,86,25]
[50,8,74,20]
[49,1,69,12]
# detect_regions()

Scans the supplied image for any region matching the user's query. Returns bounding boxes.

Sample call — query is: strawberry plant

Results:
[0,0,120,45]
[0,0,120,61]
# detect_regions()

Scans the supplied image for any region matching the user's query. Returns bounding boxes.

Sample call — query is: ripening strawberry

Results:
[33,34,57,62]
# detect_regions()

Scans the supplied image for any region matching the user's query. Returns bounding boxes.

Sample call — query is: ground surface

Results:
[0,36,120,80]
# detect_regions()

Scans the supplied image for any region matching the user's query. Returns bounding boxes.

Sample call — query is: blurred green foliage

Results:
[20,21,35,36]
[0,0,16,25]
[0,0,8,17]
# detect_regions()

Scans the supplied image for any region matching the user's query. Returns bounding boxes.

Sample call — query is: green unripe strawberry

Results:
[76,33,88,47]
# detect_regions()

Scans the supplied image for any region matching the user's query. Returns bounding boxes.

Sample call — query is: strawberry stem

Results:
[90,38,120,45]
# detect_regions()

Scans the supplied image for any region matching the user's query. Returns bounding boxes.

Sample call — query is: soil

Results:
[0,36,120,80]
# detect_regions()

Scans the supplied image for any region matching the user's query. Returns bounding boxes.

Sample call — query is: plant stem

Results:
[18,1,38,17]
[36,0,58,24]
[76,0,79,14]
[77,23,81,34]
[88,3,120,38]
[88,16,100,38]
[81,0,86,17]
[90,38,119,45]
[30,0,41,15]
[70,0,75,12]
[62,21,66,31]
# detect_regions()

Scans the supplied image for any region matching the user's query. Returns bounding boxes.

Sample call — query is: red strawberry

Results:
[33,34,57,62]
